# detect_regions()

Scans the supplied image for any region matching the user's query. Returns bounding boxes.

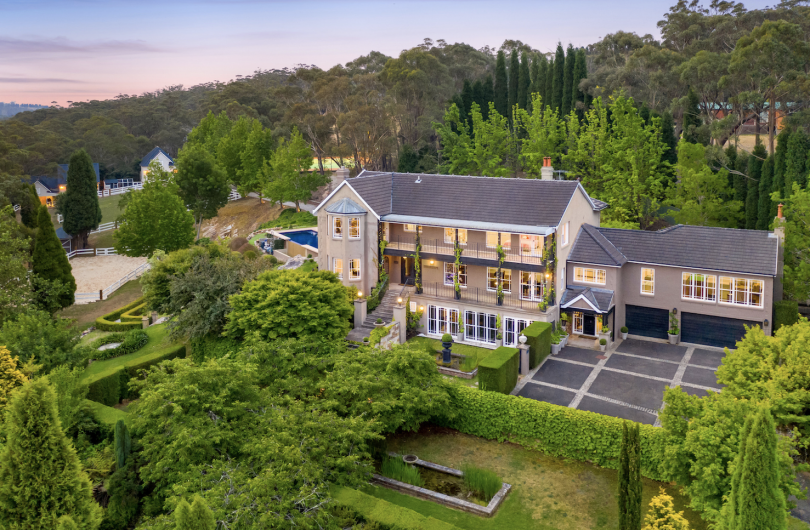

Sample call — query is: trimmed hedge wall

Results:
[477,346,519,394]
[332,487,461,530]
[95,297,147,332]
[522,321,551,369]
[774,300,799,331]
[86,343,186,406]
[89,330,149,360]
[120,302,148,323]
[437,386,668,481]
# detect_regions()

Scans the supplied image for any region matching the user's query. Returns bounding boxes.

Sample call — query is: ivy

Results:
[405,296,423,332]
[412,227,422,292]
[378,239,388,276]
[496,243,506,301]
[454,235,463,295]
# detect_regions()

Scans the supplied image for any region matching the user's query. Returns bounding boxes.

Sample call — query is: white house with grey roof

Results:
[140,147,174,183]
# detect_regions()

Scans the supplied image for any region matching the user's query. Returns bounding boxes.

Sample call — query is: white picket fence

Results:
[98,183,143,197]
[74,261,151,304]
[228,190,242,201]
[66,247,116,260]
[90,221,117,234]
[57,213,63,223]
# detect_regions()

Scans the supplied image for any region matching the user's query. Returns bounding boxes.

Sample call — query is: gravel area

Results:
[70,255,147,293]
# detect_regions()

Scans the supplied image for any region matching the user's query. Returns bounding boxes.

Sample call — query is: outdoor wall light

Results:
[764,319,770,327]
[419,306,424,311]
[430,260,434,265]
[357,291,363,298]
[672,308,678,315]
[397,297,403,304]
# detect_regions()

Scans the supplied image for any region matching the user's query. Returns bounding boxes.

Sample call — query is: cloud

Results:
[0,77,86,84]
[0,36,163,56]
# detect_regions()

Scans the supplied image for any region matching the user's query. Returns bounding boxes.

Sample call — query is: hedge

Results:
[120,302,148,323]
[774,300,799,331]
[85,399,128,427]
[522,321,551,369]
[477,346,519,394]
[86,343,186,406]
[88,330,149,360]
[436,386,668,481]
[331,487,461,530]
[95,297,147,332]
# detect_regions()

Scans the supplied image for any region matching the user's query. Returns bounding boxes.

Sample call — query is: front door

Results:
[400,257,414,285]
[583,314,596,336]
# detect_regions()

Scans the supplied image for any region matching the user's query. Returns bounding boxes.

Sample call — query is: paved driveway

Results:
[514,338,725,425]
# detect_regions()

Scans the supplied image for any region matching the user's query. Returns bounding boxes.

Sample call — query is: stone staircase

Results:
[347,289,399,341]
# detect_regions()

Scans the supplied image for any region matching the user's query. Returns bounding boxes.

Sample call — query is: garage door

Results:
[681,312,762,349]
[625,305,669,340]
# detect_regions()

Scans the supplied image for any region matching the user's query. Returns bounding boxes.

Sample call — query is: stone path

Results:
[347,289,399,342]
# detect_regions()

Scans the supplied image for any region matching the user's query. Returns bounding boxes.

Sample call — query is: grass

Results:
[299,259,318,272]
[58,278,144,330]
[258,208,317,229]
[408,336,494,387]
[84,399,128,426]
[88,228,116,249]
[380,456,424,488]
[81,323,174,383]
[378,425,709,530]
[462,465,502,502]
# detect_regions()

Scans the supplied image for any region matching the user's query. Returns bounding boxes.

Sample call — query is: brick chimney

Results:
[774,203,785,244]
[331,166,349,190]
[541,157,554,180]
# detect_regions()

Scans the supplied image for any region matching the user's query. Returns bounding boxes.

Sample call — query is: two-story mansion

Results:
[314,168,783,350]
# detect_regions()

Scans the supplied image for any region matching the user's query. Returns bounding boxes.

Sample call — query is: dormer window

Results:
[333,217,343,239]
[349,217,360,239]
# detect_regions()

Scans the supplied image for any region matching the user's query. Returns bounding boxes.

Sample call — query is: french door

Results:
[504,317,533,347]
[427,305,459,336]
[465,311,497,344]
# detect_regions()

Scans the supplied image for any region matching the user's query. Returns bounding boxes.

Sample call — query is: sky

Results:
[1,0,777,107]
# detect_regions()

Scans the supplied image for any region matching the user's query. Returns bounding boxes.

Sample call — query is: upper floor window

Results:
[520,271,544,301]
[519,234,543,257]
[574,267,606,286]
[559,222,569,247]
[486,231,511,249]
[683,273,716,302]
[444,228,467,245]
[349,259,361,281]
[404,224,418,232]
[641,268,655,295]
[719,276,763,308]
[444,262,467,287]
[333,258,343,280]
[487,267,512,293]
[349,217,360,239]
[333,217,342,239]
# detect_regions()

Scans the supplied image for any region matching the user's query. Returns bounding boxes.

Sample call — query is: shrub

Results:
[189,335,241,363]
[773,300,799,331]
[367,274,389,312]
[88,330,149,361]
[441,333,453,343]
[95,298,147,332]
[600,338,607,346]
[380,456,424,487]
[369,324,392,347]
[621,326,629,333]
[478,346,519,394]
[331,487,461,530]
[376,318,383,324]
[228,237,249,251]
[521,321,551,368]
[461,465,502,502]
[120,302,148,323]
[436,386,668,481]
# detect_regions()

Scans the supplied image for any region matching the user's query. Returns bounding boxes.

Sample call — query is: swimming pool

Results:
[281,229,318,249]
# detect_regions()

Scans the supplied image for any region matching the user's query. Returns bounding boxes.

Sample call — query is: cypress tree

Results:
[725,144,738,193]
[493,52,509,118]
[682,88,702,143]
[561,44,575,116]
[723,413,754,530]
[736,408,787,529]
[114,419,131,470]
[529,54,540,96]
[481,75,494,121]
[508,50,520,114]
[734,150,749,228]
[61,149,101,249]
[618,422,642,530]
[772,127,792,217]
[536,55,548,109]
[571,48,588,115]
[784,129,810,192]
[20,184,42,229]
[460,79,474,122]
[758,155,775,230]
[32,206,76,309]
[551,43,565,112]
[746,142,767,229]
[0,378,103,529]
[545,58,554,112]
[661,112,678,188]
[0,346,26,413]
[518,53,531,110]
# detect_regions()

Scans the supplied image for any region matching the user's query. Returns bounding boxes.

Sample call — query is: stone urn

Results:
[440,333,453,364]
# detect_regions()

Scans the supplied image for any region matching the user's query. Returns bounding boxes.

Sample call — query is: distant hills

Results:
[0,102,50,119]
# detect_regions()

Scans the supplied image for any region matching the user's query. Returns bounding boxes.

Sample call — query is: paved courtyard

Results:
[514,338,726,425]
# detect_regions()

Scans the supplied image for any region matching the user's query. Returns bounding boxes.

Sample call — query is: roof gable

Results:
[325,197,367,214]
[140,147,174,167]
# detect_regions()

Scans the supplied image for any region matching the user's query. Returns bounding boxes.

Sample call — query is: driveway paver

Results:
[587,370,669,411]
[532,359,593,390]
[577,396,658,425]
[604,354,679,379]
[689,348,726,369]
[614,338,687,362]
[517,383,576,407]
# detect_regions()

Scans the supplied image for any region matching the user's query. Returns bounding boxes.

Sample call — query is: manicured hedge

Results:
[332,487,461,530]
[85,399,128,427]
[89,330,149,360]
[86,343,186,406]
[95,297,147,332]
[120,302,148,323]
[774,300,799,332]
[522,321,551,369]
[436,386,668,481]
[477,346,519,394]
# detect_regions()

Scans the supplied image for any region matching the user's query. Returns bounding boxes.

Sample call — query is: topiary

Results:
[441,333,453,343]
[600,338,607,345]
[376,317,383,324]
[621,326,628,333]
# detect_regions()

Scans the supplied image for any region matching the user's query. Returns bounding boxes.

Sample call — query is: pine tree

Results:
[518,53,531,110]
[20,184,42,229]
[114,419,131,470]
[460,79,474,122]
[746,142,767,229]
[32,205,76,309]
[175,496,216,530]
[545,58,554,112]
[0,378,102,529]
[642,488,690,530]
[508,49,520,114]
[682,88,702,144]
[772,127,792,218]
[493,51,509,118]
[0,346,26,412]
[757,154,775,230]
[785,129,810,192]
[60,149,101,249]
[481,75,494,121]
[619,422,643,530]
[551,43,565,112]
[571,48,589,115]
[660,112,678,188]
[736,408,787,529]
[561,44,575,116]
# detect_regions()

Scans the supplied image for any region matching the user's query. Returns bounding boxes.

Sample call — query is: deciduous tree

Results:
[60,149,102,249]
[779,184,810,301]
[0,309,81,373]
[174,146,230,239]
[261,127,321,212]
[0,206,31,323]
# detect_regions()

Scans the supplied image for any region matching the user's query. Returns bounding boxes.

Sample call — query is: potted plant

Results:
[440,333,453,364]
[599,338,607,352]
[375,317,386,328]
[668,311,680,344]
[620,326,628,340]
[456,314,465,342]
[495,314,502,346]
[551,332,561,355]
[599,325,610,344]
[496,332,503,347]
[560,313,570,336]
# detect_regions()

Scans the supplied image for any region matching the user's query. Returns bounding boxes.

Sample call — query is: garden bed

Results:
[410,337,493,380]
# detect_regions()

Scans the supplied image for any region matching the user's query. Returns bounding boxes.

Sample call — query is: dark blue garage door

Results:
[681,312,762,349]
[625,305,669,340]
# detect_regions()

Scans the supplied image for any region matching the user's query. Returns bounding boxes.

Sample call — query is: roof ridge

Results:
[583,224,627,265]
[363,171,579,183]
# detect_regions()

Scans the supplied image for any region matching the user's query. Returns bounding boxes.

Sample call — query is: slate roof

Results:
[568,224,778,276]
[325,197,367,214]
[140,147,174,167]
[561,286,614,312]
[334,171,602,228]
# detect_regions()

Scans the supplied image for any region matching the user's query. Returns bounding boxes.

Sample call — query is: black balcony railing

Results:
[386,236,545,266]
[416,282,553,313]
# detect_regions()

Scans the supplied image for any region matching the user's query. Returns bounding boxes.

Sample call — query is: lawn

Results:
[51,194,122,229]
[81,323,174,383]
[379,424,708,530]
[408,336,495,387]
[58,278,144,330]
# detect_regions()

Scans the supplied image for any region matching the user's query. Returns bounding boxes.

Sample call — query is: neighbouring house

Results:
[313,160,785,350]
[140,147,174,183]
[27,163,101,207]
[55,226,75,252]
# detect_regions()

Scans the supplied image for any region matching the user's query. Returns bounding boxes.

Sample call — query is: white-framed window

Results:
[559,222,569,247]
[349,217,360,239]
[333,258,343,279]
[404,224,418,232]
[573,311,584,334]
[486,231,511,249]
[682,273,716,302]
[427,305,459,336]
[719,276,764,308]
[444,262,467,287]
[574,267,606,286]
[465,310,497,344]
[520,271,544,301]
[409,301,417,312]
[486,267,512,293]
[519,234,543,257]
[349,259,361,281]
[333,217,343,239]
[444,228,467,245]
[503,317,533,347]
[641,268,655,295]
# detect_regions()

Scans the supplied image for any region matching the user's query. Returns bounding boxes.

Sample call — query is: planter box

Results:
[620,332,628,340]
[551,343,561,356]
[600,343,607,352]
[668,333,679,345]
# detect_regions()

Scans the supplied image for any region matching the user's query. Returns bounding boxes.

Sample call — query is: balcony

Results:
[402,282,554,314]
[386,236,545,266]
